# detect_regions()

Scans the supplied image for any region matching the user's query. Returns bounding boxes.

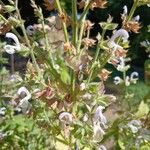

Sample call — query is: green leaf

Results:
[140,145,150,150]
[135,101,149,118]
[118,138,125,150]
[99,22,118,30]
[60,69,71,85]
[4,5,15,13]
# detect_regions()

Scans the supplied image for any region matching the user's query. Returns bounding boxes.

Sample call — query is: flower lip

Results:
[17,87,31,100]
[114,76,122,85]
[26,25,35,35]
[110,29,129,42]
[108,29,129,51]
[59,112,73,125]
[4,32,21,54]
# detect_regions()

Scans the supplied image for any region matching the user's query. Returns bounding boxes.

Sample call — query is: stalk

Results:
[72,0,78,47]
[77,0,90,53]
[78,1,93,23]
[71,0,78,96]
[127,0,139,21]
[15,0,41,80]
[87,29,106,83]
[55,0,69,42]
[40,8,55,67]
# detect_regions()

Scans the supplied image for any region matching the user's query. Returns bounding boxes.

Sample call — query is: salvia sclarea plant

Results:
[0,0,150,149]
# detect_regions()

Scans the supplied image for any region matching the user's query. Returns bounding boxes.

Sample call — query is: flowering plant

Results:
[0,0,150,149]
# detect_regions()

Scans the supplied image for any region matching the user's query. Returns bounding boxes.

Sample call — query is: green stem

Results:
[87,29,106,83]
[77,0,90,53]
[72,0,78,47]
[15,0,41,79]
[78,1,92,23]
[55,0,69,42]
[40,8,55,67]
[127,0,139,21]
[77,15,86,53]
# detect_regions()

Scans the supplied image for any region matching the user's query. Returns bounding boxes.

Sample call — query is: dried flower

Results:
[84,20,94,31]
[91,0,108,10]
[122,20,141,33]
[44,0,55,11]
[63,42,76,54]
[78,0,107,10]
[4,32,21,54]
[0,22,12,34]
[59,11,68,23]
[78,0,87,9]
[98,69,111,81]
[82,38,96,47]
[114,48,127,58]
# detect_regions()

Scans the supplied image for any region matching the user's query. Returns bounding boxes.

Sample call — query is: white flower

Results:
[140,40,150,47]
[59,112,73,125]
[0,107,6,116]
[80,83,86,91]
[114,76,122,85]
[127,120,142,133]
[123,5,128,16]
[82,93,92,100]
[54,64,60,70]
[93,106,107,127]
[116,57,125,71]
[9,74,23,82]
[0,130,7,139]
[98,145,107,150]
[4,32,21,54]
[83,113,88,122]
[147,4,150,7]
[133,15,140,22]
[130,72,139,84]
[17,87,31,114]
[93,123,105,142]
[125,76,130,86]
[108,29,129,51]
[26,25,35,35]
